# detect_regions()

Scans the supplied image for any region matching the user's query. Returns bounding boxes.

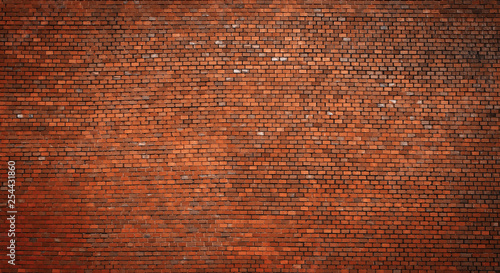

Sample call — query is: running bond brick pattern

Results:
[1,0,499,272]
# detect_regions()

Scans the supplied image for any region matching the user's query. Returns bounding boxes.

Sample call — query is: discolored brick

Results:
[0,0,499,272]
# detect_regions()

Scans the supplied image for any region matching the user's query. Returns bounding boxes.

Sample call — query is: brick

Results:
[0,0,499,272]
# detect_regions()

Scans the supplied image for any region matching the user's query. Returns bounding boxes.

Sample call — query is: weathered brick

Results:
[0,0,499,272]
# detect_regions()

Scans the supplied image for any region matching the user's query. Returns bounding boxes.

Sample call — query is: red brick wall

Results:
[1,0,499,272]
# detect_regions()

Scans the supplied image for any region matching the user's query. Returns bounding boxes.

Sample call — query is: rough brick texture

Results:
[1,0,499,272]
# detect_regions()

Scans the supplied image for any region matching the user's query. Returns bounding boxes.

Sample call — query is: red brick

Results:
[0,0,499,272]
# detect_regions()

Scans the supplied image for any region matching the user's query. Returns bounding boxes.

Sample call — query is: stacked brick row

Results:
[1,0,499,272]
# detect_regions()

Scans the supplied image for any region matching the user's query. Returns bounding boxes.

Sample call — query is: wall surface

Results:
[0,0,499,272]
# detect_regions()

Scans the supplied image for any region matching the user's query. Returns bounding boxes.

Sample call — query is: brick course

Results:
[0,0,499,272]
